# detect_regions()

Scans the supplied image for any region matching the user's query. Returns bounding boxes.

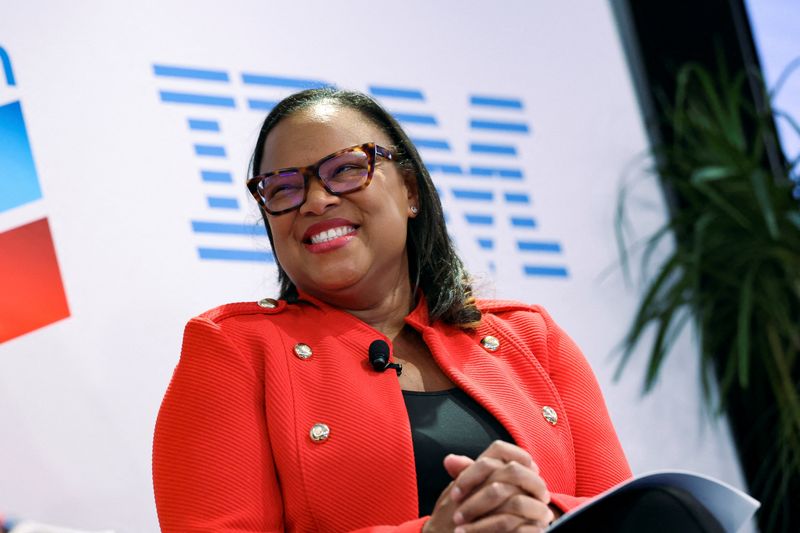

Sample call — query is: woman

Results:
[152,88,632,532]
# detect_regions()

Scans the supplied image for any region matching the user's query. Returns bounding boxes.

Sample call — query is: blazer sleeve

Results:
[535,307,633,512]
[153,316,286,532]
[153,316,431,533]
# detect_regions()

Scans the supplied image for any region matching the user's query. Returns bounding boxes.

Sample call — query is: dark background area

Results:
[611,1,797,531]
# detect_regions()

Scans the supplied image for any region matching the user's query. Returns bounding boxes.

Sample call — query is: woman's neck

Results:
[296,265,417,340]
[345,284,415,340]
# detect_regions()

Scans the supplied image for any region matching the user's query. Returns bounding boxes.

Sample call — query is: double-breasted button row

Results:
[298,334,552,443]
[478,333,558,425]
[296,343,325,442]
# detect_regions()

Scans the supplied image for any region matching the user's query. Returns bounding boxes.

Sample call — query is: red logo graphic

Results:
[0,218,70,343]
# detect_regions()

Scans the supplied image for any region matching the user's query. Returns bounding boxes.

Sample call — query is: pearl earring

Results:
[410,206,419,214]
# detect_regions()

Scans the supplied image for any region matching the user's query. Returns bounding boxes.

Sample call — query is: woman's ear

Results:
[403,170,420,217]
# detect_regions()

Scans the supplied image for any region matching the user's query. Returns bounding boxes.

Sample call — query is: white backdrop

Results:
[0,2,748,531]
[746,0,800,180]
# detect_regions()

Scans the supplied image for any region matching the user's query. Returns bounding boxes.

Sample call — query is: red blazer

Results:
[153,294,631,532]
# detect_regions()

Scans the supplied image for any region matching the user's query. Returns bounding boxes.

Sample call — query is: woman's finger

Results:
[488,460,550,503]
[452,512,526,533]
[455,483,553,525]
[423,482,458,533]
[453,480,516,525]
[496,493,555,524]
[450,456,505,502]
[476,440,536,471]
[452,456,549,506]
[515,526,549,533]
[443,453,474,480]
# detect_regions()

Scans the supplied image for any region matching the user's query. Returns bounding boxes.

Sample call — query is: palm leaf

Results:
[615,60,800,531]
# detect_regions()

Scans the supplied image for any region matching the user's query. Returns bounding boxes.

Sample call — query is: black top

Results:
[402,388,515,517]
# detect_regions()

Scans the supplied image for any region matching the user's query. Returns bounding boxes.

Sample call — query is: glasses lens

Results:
[258,171,304,212]
[319,149,370,193]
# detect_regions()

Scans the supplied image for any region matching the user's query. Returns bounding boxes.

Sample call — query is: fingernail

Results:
[451,486,462,501]
[453,511,465,525]
[454,527,465,533]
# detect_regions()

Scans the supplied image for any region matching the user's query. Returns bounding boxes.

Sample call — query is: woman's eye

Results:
[334,164,359,174]
[269,184,301,197]
[331,164,367,180]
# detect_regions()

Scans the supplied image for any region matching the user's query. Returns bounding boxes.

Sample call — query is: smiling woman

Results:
[259,108,417,309]
[249,90,481,328]
[152,89,636,532]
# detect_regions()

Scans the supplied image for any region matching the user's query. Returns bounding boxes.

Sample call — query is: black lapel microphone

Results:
[368,339,403,376]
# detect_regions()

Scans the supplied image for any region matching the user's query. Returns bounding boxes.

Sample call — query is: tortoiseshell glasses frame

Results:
[247,142,395,215]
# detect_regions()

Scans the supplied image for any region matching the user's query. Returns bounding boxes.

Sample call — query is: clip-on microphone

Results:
[368,339,403,376]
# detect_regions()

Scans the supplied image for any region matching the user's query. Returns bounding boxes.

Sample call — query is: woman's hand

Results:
[428,441,555,532]
[422,481,460,533]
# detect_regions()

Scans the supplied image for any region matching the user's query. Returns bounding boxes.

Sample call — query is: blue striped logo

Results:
[153,64,568,279]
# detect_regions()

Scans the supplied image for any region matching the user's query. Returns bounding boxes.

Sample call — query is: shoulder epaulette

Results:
[476,299,537,315]
[199,297,287,323]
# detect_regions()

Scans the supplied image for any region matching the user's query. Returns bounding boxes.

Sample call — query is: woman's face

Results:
[260,103,418,307]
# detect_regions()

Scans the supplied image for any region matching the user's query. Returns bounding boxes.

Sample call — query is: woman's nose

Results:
[298,176,340,215]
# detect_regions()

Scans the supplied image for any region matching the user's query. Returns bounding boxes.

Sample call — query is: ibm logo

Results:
[153,63,568,279]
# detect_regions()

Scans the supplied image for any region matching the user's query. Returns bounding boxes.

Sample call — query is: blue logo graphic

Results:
[153,64,568,279]
[0,47,42,214]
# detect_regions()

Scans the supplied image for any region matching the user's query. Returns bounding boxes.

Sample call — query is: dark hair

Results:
[250,87,481,328]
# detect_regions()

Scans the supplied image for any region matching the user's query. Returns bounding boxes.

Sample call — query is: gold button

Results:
[294,343,312,359]
[257,298,277,308]
[542,406,558,425]
[480,335,500,351]
[309,423,330,442]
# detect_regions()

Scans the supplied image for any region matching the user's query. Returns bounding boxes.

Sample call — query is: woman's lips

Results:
[302,218,359,253]
[304,230,357,253]
[308,225,357,244]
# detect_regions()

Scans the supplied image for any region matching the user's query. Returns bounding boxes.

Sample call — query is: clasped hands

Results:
[423,441,557,533]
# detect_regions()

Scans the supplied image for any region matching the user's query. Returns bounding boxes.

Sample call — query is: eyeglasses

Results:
[247,142,395,215]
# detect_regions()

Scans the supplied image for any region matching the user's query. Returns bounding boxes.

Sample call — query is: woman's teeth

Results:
[309,226,356,244]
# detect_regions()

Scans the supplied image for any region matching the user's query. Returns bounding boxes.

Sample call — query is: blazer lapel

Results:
[408,313,577,495]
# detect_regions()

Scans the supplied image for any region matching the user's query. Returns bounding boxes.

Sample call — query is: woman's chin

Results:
[298,269,365,295]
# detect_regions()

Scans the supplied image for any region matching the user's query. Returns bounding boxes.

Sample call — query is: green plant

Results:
[615,62,800,531]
